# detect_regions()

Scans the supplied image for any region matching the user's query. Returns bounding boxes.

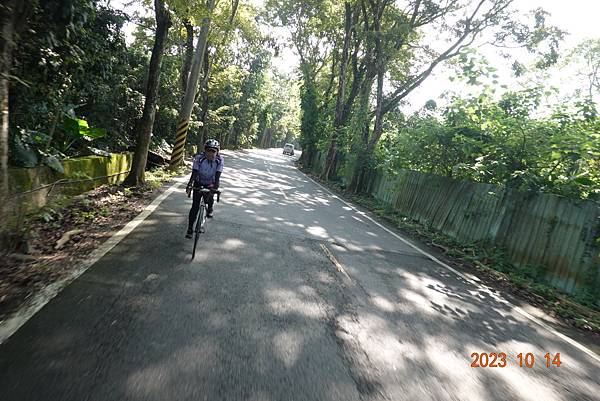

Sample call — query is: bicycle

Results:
[188,186,221,260]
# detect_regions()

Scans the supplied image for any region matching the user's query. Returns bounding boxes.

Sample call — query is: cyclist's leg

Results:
[205,192,215,217]
[187,189,201,234]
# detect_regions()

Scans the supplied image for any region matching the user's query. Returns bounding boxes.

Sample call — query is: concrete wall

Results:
[7,153,132,213]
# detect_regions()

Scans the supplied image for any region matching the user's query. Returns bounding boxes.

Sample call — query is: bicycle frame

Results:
[191,187,220,260]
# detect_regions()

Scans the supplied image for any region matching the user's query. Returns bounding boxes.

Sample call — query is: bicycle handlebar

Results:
[187,186,221,202]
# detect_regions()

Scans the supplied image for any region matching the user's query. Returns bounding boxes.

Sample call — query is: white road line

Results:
[301,171,600,364]
[0,177,187,344]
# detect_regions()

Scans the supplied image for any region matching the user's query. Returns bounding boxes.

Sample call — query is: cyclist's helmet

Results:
[204,139,220,150]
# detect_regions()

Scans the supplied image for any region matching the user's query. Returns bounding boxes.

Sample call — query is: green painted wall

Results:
[8,153,132,213]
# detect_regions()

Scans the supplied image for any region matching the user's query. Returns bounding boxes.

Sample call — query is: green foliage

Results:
[9,0,143,166]
[7,0,301,170]
[10,108,107,173]
[379,51,600,200]
[299,80,321,163]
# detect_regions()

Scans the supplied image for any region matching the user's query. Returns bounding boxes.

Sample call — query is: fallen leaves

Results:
[55,229,84,250]
[0,182,169,322]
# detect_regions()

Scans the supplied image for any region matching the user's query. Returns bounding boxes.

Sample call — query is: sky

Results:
[110,0,600,111]
[404,0,600,111]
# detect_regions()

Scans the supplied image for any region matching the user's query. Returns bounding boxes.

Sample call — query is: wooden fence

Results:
[371,169,600,297]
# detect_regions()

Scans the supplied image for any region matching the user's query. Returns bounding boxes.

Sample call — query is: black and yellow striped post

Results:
[169,119,190,168]
[169,0,215,168]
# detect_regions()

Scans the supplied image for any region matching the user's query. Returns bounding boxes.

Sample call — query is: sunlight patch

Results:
[423,339,488,401]
[222,238,245,250]
[273,330,303,368]
[306,226,329,239]
[265,288,326,319]
[371,295,396,312]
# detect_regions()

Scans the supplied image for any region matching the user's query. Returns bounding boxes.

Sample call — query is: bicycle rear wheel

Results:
[191,201,205,260]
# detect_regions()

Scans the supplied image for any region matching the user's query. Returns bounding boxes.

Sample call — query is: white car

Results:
[283,143,295,156]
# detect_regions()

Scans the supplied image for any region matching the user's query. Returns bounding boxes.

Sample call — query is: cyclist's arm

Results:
[187,169,198,189]
[214,171,221,189]
[213,156,223,190]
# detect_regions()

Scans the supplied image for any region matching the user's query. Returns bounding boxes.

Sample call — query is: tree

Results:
[180,19,195,106]
[322,1,354,180]
[124,0,172,186]
[383,71,600,200]
[169,0,216,168]
[256,71,301,148]
[9,1,136,159]
[344,0,564,192]
[0,0,32,241]
[197,0,240,147]
[567,39,600,103]
[266,0,341,168]
[230,51,269,148]
[299,81,320,166]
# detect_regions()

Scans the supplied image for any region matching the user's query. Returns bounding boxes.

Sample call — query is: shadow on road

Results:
[1,149,598,401]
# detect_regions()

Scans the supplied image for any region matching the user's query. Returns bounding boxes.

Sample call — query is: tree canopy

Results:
[1,0,598,200]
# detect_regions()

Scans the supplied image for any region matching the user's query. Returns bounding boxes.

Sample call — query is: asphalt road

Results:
[0,148,598,401]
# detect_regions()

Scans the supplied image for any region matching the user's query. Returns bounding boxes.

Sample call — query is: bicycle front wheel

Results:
[191,202,205,260]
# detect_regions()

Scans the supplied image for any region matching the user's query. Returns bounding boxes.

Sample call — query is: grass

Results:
[145,166,185,189]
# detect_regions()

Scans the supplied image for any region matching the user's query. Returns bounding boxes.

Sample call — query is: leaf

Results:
[20,129,50,145]
[63,116,81,136]
[78,118,89,130]
[572,176,593,185]
[85,127,107,139]
[64,116,89,137]
[43,155,65,173]
[11,136,38,167]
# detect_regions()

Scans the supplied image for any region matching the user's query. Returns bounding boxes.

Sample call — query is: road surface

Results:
[0,148,598,401]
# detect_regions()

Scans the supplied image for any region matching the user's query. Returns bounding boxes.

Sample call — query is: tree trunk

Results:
[348,76,373,193]
[322,1,353,181]
[0,0,29,241]
[348,0,385,194]
[348,119,370,193]
[0,71,9,204]
[193,0,239,152]
[0,71,10,239]
[233,127,240,149]
[370,0,386,151]
[259,124,268,148]
[224,120,235,149]
[124,0,171,187]
[266,130,270,148]
[169,0,216,168]
[180,20,194,107]
[197,45,210,149]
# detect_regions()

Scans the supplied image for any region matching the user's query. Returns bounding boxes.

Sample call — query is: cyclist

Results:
[185,139,223,238]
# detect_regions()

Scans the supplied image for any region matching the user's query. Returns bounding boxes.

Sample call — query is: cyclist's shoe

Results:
[207,207,214,218]
[185,228,193,238]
